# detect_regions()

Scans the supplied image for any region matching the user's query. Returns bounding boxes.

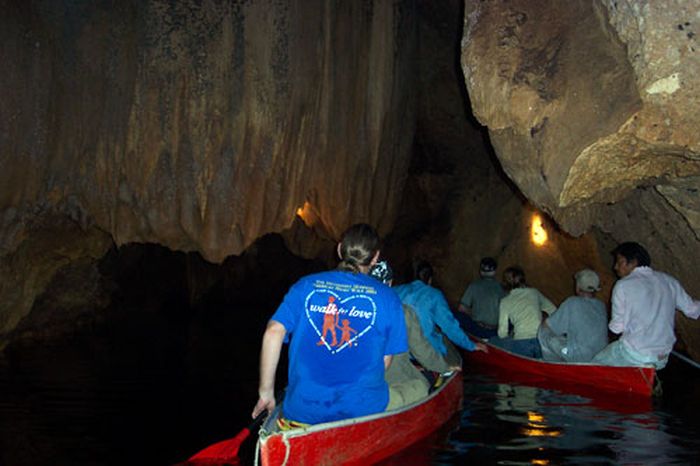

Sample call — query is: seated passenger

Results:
[593,241,700,370]
[251,224,408,425]
[369,261,459,410]
[456,257,505,338]
[537,269,608,362]
[394,260,487,365]
[490,266,555,358]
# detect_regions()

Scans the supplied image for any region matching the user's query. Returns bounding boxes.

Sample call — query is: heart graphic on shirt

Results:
[305,289,377,354]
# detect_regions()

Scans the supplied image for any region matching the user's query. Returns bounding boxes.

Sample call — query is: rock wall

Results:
[462,0,700,233]
[461,0,700,357]
[0,0,418,336]
[0,0,418,263]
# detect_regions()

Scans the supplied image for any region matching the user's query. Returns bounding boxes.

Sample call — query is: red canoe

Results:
[255,372,463,465]
[463,337,656,397]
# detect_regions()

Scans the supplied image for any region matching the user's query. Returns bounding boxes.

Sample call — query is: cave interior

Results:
[1,0,700,409]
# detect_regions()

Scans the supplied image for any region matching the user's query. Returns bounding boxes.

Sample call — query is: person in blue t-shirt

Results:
[393,260,486,365]
[251,224,408,425]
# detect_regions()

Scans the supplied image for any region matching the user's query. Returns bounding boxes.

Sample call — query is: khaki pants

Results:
[387,378,430,410]
[443,338,463,367]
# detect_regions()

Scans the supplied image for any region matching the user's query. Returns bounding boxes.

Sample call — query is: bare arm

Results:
[497,302,509,339]
[251,320,286,418]
[384,355,393,370]
[540,318,552,333]
[457,303,471,314]
[473,342,488,352]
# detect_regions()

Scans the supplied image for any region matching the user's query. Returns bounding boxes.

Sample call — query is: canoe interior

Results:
[464,337,656,399]
[256,372,463,466]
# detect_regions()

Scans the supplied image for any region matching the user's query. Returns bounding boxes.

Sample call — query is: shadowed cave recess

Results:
[2,0,700,425]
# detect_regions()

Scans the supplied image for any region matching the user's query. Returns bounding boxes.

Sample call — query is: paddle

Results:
[672,350,700,369]
[187,411,267,464]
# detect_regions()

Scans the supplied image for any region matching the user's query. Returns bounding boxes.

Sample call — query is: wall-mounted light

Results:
[296,201,316,227]
[531,214,548,247]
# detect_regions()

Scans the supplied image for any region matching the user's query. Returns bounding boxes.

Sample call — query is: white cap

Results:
[575,269,600,292]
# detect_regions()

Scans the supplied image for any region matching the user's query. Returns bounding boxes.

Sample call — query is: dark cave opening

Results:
[2,234,330,465]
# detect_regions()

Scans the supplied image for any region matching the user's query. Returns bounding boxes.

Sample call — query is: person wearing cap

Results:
[457,257,506,338]
[537,269,608,362]
[369,261,459,410]
[592,242,700,370]
[490,266,556,358]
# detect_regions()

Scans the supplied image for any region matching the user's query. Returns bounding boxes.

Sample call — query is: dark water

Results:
[383,361,700,465]
[2,324,700,466]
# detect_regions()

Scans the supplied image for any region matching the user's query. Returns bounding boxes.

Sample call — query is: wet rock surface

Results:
[1,0,699,360]
[461,0,700,357]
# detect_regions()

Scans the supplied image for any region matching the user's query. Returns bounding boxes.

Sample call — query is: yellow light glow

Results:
[531,214,548,247]
[522,411,560,438]
[295,201,316,227]
[522,428,562,438]
[531,460,550,465]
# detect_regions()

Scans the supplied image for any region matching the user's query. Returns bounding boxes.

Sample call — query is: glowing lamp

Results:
[531,214,548,247]
[295,201,316,227]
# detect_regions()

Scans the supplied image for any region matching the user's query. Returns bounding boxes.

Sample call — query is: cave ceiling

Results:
[461,0,700,238]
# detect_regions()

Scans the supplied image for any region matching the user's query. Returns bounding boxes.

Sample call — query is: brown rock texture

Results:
[461,0,700,358]
[0,0,420,337]
[0,217,112,339]
[462,0,700,226]
[0,0,418,264]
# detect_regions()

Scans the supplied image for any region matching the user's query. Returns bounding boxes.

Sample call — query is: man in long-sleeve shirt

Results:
[394,261,486,362]
[370,260,458,409]
[593,242,700,369]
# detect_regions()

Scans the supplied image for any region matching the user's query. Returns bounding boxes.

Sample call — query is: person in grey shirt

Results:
[538,269,609,363]
[456,257,505,338]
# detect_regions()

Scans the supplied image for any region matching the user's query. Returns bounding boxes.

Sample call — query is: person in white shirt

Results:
[593,242,700,370]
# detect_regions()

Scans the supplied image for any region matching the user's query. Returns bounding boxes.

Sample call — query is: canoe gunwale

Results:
[465,335,656,397]
[259,371,459,440]
[256,372,462,465]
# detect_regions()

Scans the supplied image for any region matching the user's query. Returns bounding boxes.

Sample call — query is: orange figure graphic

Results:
[317,296,340,346]
[337,319,358,347]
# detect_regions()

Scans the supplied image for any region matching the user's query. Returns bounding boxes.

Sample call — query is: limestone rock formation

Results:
[462,0,700,233]
[1,0,417,264]
[461,0,700,357]
[0,0,418,336]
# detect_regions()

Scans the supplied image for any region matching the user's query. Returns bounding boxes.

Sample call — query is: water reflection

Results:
[429,369,700,465]
[2,336,699,466]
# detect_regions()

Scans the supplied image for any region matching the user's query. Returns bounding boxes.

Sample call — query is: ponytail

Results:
[337,224,380,273]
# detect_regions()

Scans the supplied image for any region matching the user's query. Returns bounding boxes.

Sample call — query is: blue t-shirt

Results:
[272,270,407,424]
[394,280,476,354]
